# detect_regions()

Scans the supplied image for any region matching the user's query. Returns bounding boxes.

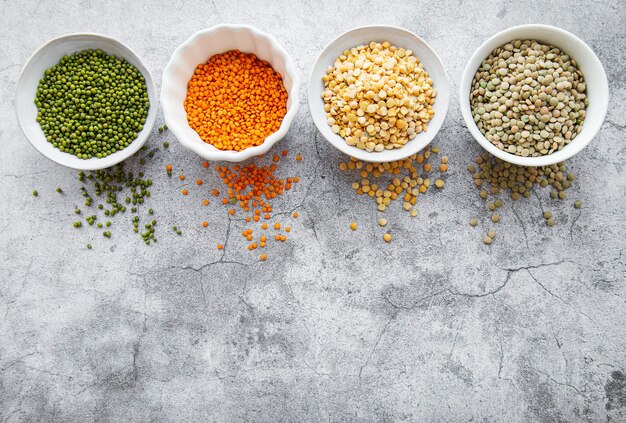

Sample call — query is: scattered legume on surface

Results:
[338,145,448,241]
[467,151,581,242]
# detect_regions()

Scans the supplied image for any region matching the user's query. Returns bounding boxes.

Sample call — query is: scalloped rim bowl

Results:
[161,25,300,162]
[460,24,609,166]
[15,33,158,171]
[309,25,451,163]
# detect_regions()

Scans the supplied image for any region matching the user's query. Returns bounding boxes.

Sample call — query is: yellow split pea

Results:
[339,147,446,217]
[322,41,436,152]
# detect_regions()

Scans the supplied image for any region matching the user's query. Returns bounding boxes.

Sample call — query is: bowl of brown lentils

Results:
[460,24,609,167]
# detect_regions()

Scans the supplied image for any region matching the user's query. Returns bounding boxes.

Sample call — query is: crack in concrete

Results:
[382,288,449,310]
[498,341,505,379]
[131,342,140,382]
[531,367,593,401]
[523,268,600,325]
[359,310,399,379]
[526,269,567,303]
[531,187,545,215]
[604,119,626,131]
[448,271,513,298]
[497,338,518,389]
[511,206,530,250]
[359,288,451,378]
[448,330,460,358]
[2,170,49,179]
[199,277,208,310]
[219,218,235,259]
[2,258,34,319]
[0,63,20,74]
[500,259,574,273]
[0,351,41,373]
[569,210,582,240]
[181,259,250,273]
[21,365,64,378]
[308,213,322,247]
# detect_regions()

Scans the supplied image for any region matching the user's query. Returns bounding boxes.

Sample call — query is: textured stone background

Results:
[1,0,625,421]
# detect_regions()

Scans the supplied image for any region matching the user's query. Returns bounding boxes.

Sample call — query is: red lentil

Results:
[184,50,288,151]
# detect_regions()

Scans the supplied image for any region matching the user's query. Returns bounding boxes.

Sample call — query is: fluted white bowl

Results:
[309,25,450,163]
[161,25,300,162]
[15,33,158,170]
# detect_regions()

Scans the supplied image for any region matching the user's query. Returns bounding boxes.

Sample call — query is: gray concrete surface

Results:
[1,0,625,421]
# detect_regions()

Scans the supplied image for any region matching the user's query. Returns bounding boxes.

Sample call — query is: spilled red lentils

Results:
[172,152,301,262]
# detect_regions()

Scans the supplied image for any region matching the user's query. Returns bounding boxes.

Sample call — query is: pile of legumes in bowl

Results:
[161,24,300,162]
[309,25,451,163]
[460,24,609,166]
[15,33,158,170]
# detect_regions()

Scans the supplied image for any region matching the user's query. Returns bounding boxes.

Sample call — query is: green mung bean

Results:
[35,49,149,159]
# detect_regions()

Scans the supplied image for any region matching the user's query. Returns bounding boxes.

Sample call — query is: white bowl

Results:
[15,33,158,171]
[308,25,451,163]
[161,25,300,162]
[460,24,609,166]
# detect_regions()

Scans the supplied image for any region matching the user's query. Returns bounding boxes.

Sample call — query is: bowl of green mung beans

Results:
[15,33,158,170]
[460,24,609,167]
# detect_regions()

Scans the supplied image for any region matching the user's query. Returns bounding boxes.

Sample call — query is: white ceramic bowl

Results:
[309,25,451,163]
[161,25,300,162]
[460,24,609,166]
[15,33,158,171]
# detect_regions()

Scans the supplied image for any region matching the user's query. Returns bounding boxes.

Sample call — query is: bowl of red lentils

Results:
[161,24,300,162]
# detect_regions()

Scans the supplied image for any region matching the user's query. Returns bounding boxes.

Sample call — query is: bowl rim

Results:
[160,24,300,162]
[459,23,609,167]
[14,32,158,171]
[308,24,451,163]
